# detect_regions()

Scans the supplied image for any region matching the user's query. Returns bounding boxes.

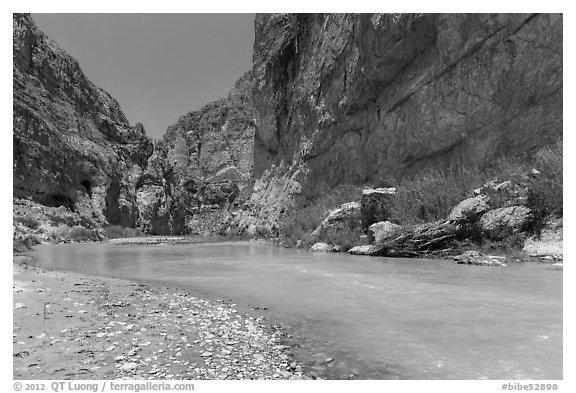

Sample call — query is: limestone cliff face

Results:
[248,13,562,229]
[136,72,256,235]
[13,14,153,227]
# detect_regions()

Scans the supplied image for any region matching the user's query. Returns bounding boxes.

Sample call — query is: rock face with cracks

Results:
[245,13,562,232]
[136,73,256,235]
[13,14,153,227]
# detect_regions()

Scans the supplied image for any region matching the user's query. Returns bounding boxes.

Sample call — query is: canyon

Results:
[13,13,562,240]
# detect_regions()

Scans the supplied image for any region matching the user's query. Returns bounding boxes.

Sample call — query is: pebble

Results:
[14,264,311,381]
[119,362,138,372]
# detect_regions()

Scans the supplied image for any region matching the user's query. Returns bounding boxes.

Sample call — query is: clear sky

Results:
[31,14,255,139]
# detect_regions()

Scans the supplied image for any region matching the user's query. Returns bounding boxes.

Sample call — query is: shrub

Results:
[69,226,98,241]
[49,215,76,227]
[317,226,368,252]
[49,225,71,242]
[278,138,562,247]
[103,225,143,239]
[15,216,41,229]
[525,141,563,234]
[13,235,40,253]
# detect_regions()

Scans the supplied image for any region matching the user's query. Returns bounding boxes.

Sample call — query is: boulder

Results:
[368,221,400,243]
[348,244,381,256]
[375,220,459,258]
[480,206,531,239]
[309,242,335,252]
[360,188,396,227]
[311,202,361,238]
[447,196,490,222]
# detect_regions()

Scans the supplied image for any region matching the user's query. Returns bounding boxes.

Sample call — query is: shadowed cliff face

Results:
[136,72,256,235]
[13,14,153,226]
[250,13,562,211]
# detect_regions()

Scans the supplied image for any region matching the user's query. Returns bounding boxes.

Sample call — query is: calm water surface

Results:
[28,242,562,379]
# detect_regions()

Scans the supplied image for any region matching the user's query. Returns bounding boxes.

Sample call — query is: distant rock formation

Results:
[245,13,562,232]
[136,72,256,235]
[13,13,153,227]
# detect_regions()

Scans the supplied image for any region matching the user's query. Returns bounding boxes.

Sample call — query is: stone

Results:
[375,220,459,258]
[360,188,396,227]
[119,362,138,372]
[309,242,335,252]
[311,202,361,238]
[480,206,531,239]
[348,245,381,256]
[368,221,400,243]
[453,251,506,267]
[447,197,490,222]
[308,243,334,252]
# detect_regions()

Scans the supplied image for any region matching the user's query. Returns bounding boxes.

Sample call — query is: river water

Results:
[27,241,562,380]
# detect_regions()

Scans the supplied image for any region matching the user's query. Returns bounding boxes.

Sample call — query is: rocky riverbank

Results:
[13,257,310,380]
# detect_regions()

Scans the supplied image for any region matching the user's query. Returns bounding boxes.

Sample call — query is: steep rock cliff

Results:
[136,72,256,235]
[247,13,562,231]
[13,14,153,227]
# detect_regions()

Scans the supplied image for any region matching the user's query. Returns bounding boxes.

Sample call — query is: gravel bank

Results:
[13,257,309,380]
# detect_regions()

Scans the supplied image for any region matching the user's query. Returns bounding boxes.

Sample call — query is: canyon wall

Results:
[243,13,562,233]
[14,13,562,237]
[13,13,153,227]
[135,72,256,235]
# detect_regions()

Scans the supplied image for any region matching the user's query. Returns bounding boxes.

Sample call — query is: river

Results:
[27,241,562,380]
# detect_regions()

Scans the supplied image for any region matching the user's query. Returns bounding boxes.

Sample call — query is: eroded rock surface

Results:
[136,73,256,235]
[247,13,562,231]
[480,205,532,239]
[13,14,153,227]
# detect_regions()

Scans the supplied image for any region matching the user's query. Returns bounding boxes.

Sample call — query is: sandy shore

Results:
[13,256,309,380]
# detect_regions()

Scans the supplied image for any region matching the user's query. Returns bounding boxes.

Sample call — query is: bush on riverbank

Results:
[14,216,41,229]
[103,225,143,239]
[525,140,563,234]
[13,235,40,253]
[279,139,563,251]
[70,226,99,241]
